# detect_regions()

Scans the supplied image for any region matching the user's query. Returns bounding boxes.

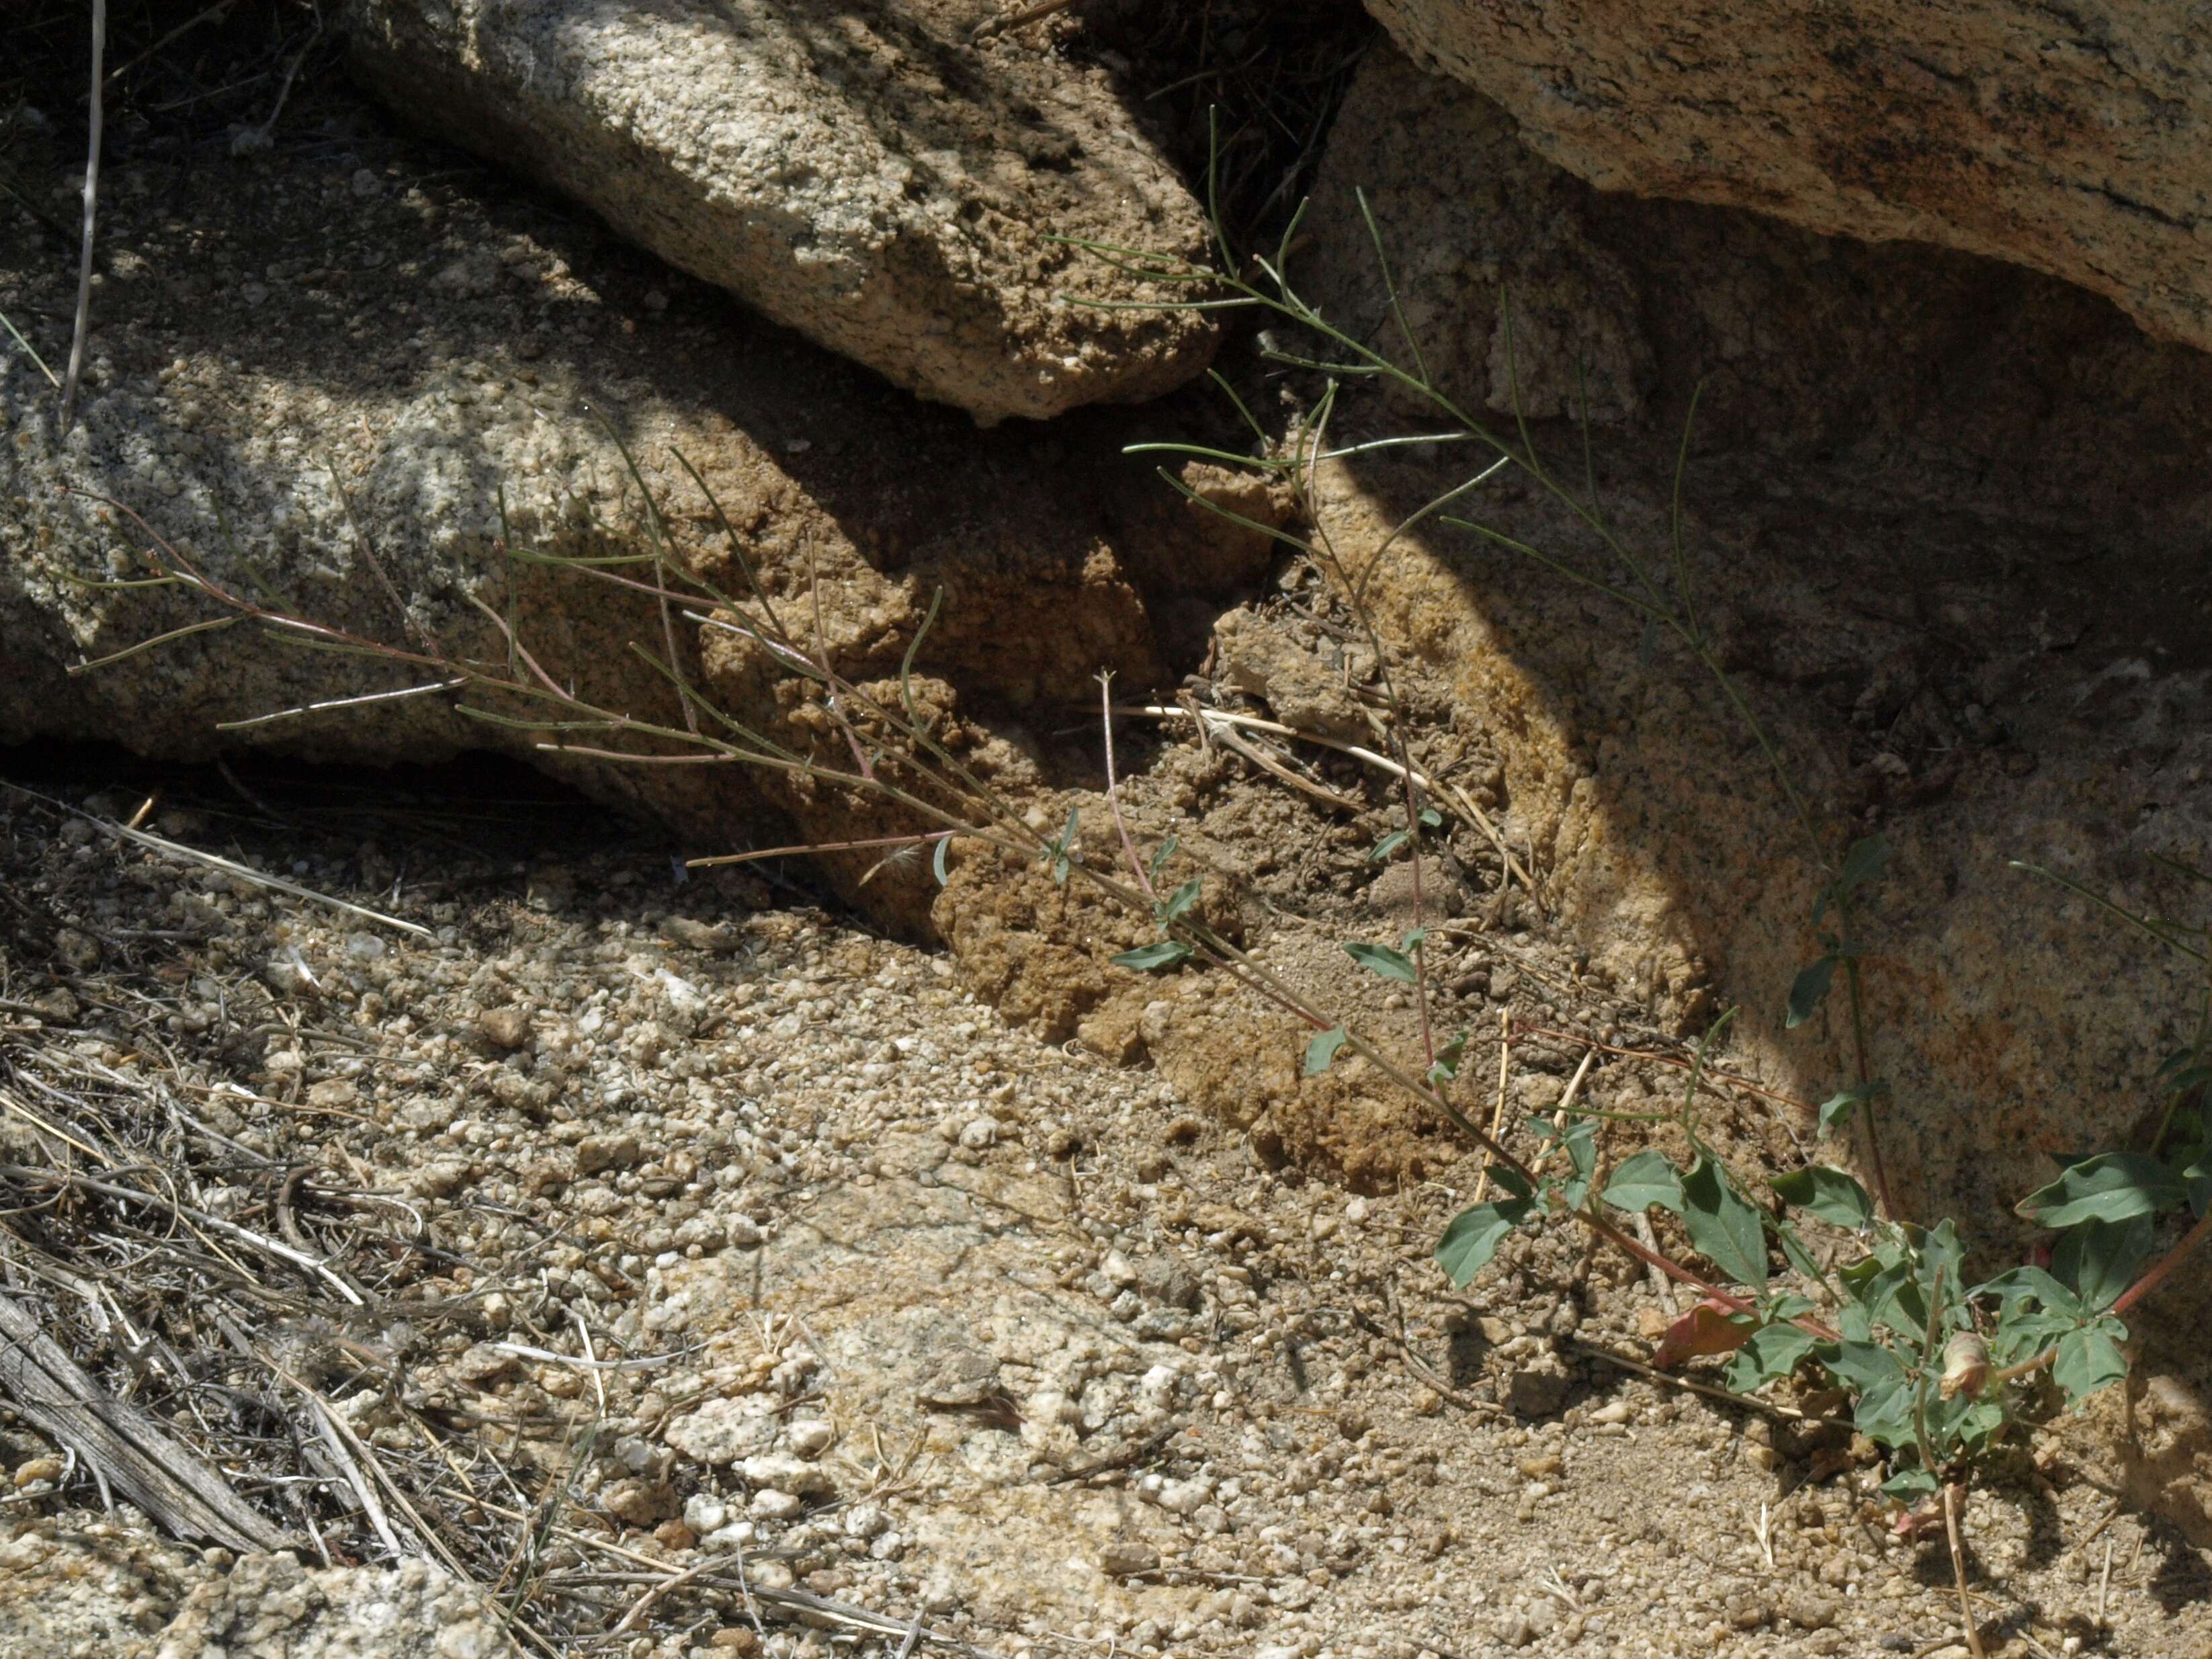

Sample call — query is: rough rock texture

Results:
[0,1525,515,1659]
[341,0,1219,423]
[1305,42,2212,1263]
[0,1521,197,1658]
[2091,1370,2212,1549]
[1301,42,2212,1535]
[1302,55,1652,425]
[0,84,1262,864]
[1365,0,2212,357]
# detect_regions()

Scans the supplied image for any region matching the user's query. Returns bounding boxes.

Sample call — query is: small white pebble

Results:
[843,1502,890,1540]
[749,1488,804,1521]
[1154,1477,1211,1517]
[788,1419,834,1458]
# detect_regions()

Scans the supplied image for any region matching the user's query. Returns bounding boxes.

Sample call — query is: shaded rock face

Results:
[0,81,1263,870]
[341,0,1220,424]
[1306,43,2212,1528]
[1365,0,2212,358]
[1304,44,2212,1244]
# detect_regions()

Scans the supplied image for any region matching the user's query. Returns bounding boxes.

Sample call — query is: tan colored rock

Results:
[1301,44,2212,1246]
[1301,50,1650,425]
[2109,1369,2212,1547]
[0,78,1205,864]
[341,0,1218,423]
[1365,0,2212,355]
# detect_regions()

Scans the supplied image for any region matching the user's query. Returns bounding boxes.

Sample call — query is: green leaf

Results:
[1776,1218,1826,1286]
[1725,1322,1818,1392]
[2052,1216,2155,1313]
[1304,1025,1349,1076]
[2052,1321,2131,1406]
[1824,1337,1908,1396]
[1817,1080,1885,1136]
[1953,1400,2007,1453]
[1988,1312,2076,1369]
[1436,1199,1531,1287]
[1148,836,1179,884]
[1787,955,1840,1028]
[2154,1045,2209,1088]
[1161,878,1203,922]
[1343,941,1418,984]
[1486,1162,1537,1202]
[1681,1153,1769,1295]
[931,834,951,888]
[1048,804,1081,884]
[1851,1375,1919,1451]
[2185,1149,2212,1218]
[1111,941,1190,972]
[1880,1466,1941,1502]
[1557,1117,1599,1211]
[1400,926,1429,955]
[1912,1220,1966,1328]
[1369,829,1410,863]
[2017,1153,2188,1228]
[1773,1165,1876,1230]
[1371,810,1441,863]
[1818,834,1891,924]
[1842,1254,1922,1347]
[1425,1028,1468,1087]
[1601,1150,1683,1216]
[1975,1265,2082,1322]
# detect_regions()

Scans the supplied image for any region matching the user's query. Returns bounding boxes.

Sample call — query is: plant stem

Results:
[1942,1482,1986,1659]
[84,459,1824,1355]
[58,0,105,434]
[2112,1202,2212,1318]
[1841,952,1898,1220]
[1988,1202,2212,1391]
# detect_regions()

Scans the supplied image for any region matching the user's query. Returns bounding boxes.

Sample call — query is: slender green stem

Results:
[1841,953,1898,1220]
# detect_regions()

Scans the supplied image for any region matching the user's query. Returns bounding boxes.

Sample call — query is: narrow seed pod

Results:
[1939,1331,1990,1401]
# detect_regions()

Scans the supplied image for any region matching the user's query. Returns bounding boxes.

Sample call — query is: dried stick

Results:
[58,0,105,433]
[1943,1482,1986,1659]
[1470,1009,1512,1203]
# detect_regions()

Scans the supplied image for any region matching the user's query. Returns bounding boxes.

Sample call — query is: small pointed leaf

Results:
[1304,1025,1349,1076]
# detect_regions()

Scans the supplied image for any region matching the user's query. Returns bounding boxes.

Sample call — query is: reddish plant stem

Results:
[1989,1203,2212,1389]
[2113,1203,2212,1318]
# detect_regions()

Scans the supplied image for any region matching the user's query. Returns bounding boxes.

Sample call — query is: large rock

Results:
[1302,43,2212,1249]
[341,0,1219,424]
[0,73,1261,861]
[1300,44,2212,1528]
[1365,0,2212,357]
